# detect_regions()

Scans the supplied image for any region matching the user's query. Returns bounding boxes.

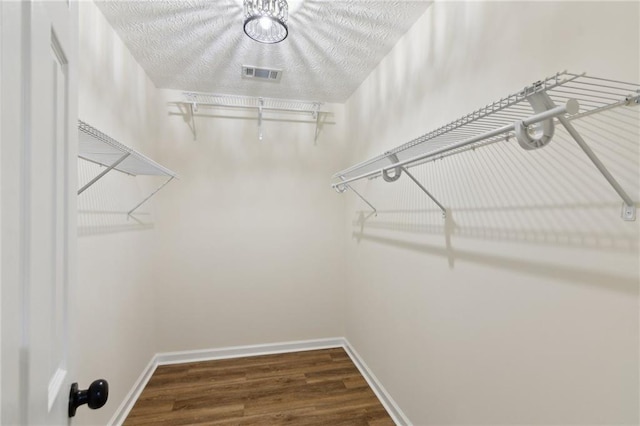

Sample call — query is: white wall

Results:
[76,1,640,424]
[151,96,347,351]
[76,1,348,422]
[343,2,639,425]
[75,2,165,424]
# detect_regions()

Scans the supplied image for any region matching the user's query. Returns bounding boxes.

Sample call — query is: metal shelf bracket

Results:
[400,167,447,219]
[622,203,637,221]
[514,92,558,150]
[338,176,377,215]
[383,153,402,182]
[190,102,198,140]
[77,153,130,195]
[258,98,264,141]
[313,102,321,144]
[539,92,637,222]
[128,176,176,216]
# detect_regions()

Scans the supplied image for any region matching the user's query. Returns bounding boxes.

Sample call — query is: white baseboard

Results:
[108,337,410,426]
[155,337,344,366]
[342,340,411,426]
[108,357,157,426]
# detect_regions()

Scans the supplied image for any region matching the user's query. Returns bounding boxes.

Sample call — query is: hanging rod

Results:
[332,71,639,221]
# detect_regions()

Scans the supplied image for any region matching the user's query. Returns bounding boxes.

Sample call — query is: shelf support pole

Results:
[190,102,198,140]
[400,166,447,218]
[535,92,636,221]
[78,153,130,195]
[557,114,636,221]
[258,98,264,141]
[313,103,321,144]
[339,177,377,215]
[346,184,377,215]
[128,175,175,216]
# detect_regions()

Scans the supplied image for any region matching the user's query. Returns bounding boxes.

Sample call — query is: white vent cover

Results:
[242,65,282,82]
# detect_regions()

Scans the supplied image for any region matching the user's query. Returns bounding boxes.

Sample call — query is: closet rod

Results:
[187,101,328,116]
[333,100,577,189]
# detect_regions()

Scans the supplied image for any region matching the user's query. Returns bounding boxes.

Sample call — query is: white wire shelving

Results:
[332,71,640,221]
[78,120,177,215]
[180,92,329,142]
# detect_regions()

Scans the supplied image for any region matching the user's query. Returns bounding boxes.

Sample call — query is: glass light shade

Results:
[243,0,288,44]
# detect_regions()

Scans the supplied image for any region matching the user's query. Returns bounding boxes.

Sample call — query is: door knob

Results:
[68,379,109,417]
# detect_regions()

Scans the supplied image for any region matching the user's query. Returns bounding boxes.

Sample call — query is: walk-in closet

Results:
[1,1,638,425]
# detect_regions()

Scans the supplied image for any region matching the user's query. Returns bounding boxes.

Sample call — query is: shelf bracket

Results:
[190,102,198,140]
[338,176,377,215]
[558,114,636,221]
[539,93,637,221]
[258,98,264,141]
[383,152,402,182]
[128,175,176,216]
[313,103,321,144]
[78,152,130,195]
[400,166,447,219]
[515,92,556,150]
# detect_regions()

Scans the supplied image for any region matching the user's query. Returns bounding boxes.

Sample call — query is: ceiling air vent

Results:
[242,65,282,83]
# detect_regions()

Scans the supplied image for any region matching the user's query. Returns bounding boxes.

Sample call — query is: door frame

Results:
[1,1,78,423]
[1,1,27,423]
[0,0,3,416]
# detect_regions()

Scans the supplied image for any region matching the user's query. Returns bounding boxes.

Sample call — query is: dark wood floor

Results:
[124,347,395,425]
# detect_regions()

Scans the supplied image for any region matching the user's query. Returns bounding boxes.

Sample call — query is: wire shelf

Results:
[77,120,177,214]
[182,92,327,114]
[332,72,640,182]
[78,120,177,177]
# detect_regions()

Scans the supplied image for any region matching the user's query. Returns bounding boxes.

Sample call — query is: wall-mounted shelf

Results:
[78,120,177,215]
[332,72,639,221]
[180,92,330,142]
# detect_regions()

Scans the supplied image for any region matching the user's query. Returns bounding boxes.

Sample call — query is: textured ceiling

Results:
[95,1,431,103]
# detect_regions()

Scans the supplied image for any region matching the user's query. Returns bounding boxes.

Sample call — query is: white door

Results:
[1,0,78,424]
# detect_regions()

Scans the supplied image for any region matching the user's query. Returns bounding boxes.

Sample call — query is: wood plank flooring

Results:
[124,347,394,425]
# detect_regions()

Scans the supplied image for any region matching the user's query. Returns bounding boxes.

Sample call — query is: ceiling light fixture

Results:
[243,0,288,44]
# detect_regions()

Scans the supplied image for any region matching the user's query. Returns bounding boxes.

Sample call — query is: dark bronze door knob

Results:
[68,379,109,417]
